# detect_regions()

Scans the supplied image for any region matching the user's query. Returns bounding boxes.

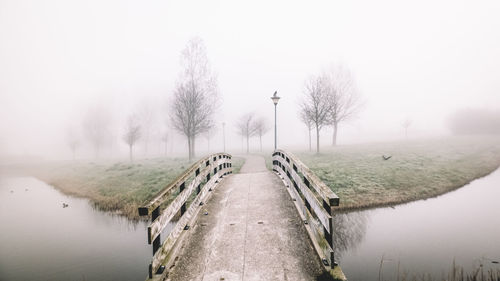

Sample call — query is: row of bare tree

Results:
[235,113,270,153]
[299,65,362,153]
[68,39,365,160]
[69,37,218,162]
[66,106,170,162]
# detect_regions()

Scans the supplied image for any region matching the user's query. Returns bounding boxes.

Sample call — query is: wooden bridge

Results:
[138,152,343,281]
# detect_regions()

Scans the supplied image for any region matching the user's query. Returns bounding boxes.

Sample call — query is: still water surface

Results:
[0,177,150,281]
[2,169,499,281]
[335,168,500,281]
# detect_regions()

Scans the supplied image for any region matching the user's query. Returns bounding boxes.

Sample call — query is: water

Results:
[2,170,499,281]
[334,168,500,281]
[0,177,151,281]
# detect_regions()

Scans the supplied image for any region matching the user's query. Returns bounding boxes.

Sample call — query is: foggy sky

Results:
[1,0,499,159]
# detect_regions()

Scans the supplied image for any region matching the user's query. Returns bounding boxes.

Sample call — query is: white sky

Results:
[1,0,499,158]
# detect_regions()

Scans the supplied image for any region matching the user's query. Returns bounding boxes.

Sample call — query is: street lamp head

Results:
[271,91,280,105]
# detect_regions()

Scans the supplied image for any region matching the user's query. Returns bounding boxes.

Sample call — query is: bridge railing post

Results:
[138,152,233,280]
[272,149,339,270]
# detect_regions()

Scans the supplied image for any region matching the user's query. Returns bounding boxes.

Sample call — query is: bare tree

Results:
[236,113,258,154]
[254,118,270,152]
[123,114,141,161]
[323,65,361,146]
[402,118,412,139]
[83,106,112,158]
[299,109,313,152]
[300,75,330,153]
[66,128,80,160]
[170,37,218,161]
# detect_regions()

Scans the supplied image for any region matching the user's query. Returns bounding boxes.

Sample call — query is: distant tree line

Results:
[65,37,219,162]
[65,41,366,160]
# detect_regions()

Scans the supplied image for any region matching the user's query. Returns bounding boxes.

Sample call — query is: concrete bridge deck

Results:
[167,155,325,281]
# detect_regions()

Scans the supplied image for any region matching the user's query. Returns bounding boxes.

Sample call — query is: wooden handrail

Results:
[138,153,233,279]
[272,149,339,268]
[138,152,231,216]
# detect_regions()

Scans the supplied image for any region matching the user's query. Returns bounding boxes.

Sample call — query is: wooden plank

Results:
[148,168,206,243]
[275,150,339,207]
[274,162,306,217]
[291,169,332,234]
[148,158,227,243]
[150,167,229,274]
[276,163,334,265]
[140,152,232,279]
[306,212,334,266]
[138,160,204,216]
[151,177,216,273]
[139,153,231,216]
[278,158,332,234]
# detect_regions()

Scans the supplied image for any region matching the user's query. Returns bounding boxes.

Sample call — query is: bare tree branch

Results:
[299,75,330,153]
[254,117,270,152]
[323,64,362,145]
[123,114,141,162]
[236,113,259,153]
[299,107,313,152]
[169,37,219,161]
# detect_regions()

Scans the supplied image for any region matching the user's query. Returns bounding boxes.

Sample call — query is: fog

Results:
[1,0,499,160]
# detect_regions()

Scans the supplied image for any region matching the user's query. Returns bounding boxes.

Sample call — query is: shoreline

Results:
[5,137,499,222]
[39,159,499,221]
[35,175,147,221]
[38,176,149,221]
[34,162,498,221]
[24,156,246,221]
[334,164,500,214]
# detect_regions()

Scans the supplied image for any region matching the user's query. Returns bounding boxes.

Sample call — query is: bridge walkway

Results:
[167,155,325,281]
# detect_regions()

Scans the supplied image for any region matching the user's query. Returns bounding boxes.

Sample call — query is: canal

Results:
[2,168,499,281]
[335,168,500,280]
[0,177,150,281]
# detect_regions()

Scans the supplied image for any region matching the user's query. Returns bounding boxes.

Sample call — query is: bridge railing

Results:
[138,153,233,280]
[272,149,339,268]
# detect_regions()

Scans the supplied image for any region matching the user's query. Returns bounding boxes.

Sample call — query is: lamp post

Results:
[222,122,226,152]
[271,91,280,151]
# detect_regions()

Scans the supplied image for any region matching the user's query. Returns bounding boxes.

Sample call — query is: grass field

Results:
[20,156,244,220]
[8,136,499,219]
[294,136,500,211]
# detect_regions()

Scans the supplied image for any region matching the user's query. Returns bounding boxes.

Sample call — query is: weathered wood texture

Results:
[272,149,339,268]
[138,153,232,216]
[138,153,233,280]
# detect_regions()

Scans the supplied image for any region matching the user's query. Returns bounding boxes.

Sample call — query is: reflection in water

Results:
[332,212,368,259]
[334,168,500,281]
[0,177,150,281]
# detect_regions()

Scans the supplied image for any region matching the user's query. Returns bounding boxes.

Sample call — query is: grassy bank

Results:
[11,156,244,220]
[294,136,500,212]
